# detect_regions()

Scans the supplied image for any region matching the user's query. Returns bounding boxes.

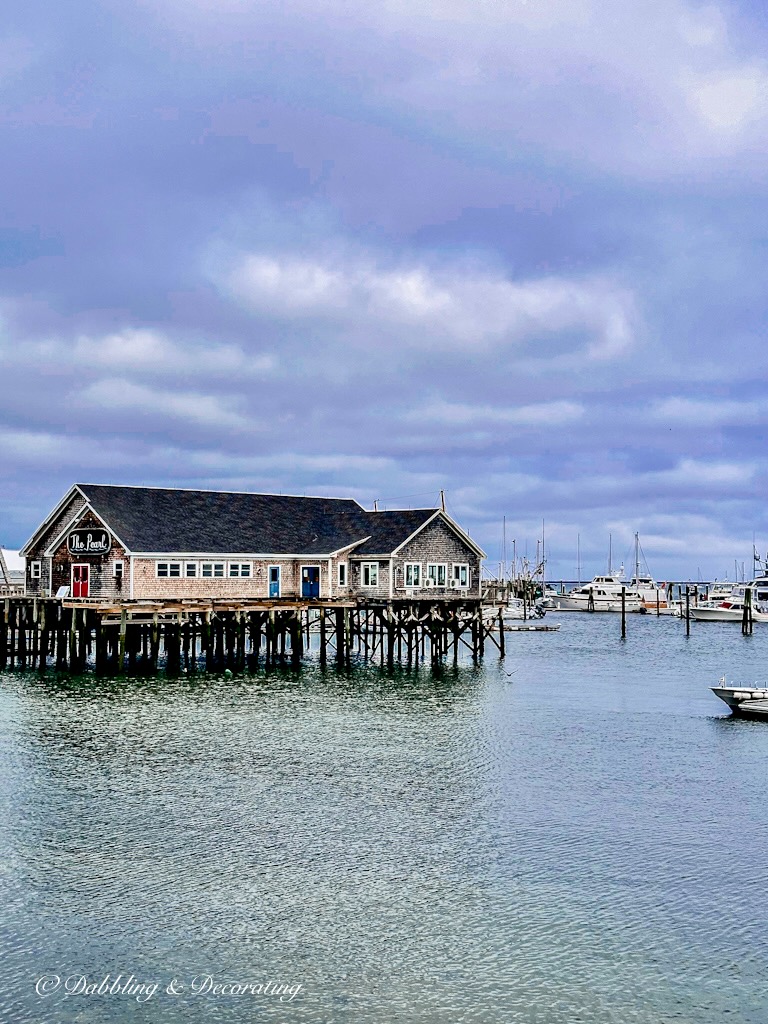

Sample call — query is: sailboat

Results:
[628,533,674,614]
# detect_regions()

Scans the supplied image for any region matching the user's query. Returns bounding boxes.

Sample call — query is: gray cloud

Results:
[2,0,768,579]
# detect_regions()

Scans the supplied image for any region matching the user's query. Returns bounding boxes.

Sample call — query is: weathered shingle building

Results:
[20,484,485,602]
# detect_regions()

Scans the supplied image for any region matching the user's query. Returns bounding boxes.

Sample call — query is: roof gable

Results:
[352,508,485,558]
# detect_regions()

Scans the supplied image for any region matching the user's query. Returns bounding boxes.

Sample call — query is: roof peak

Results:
[77,483,364,505]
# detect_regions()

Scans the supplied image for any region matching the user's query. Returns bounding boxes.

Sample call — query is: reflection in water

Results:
[1,616,768,1023]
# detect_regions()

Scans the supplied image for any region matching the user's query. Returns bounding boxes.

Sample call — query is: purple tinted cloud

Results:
[2,0,768,580]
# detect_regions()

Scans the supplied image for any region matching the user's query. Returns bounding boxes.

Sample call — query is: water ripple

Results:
[1,616,767,1022]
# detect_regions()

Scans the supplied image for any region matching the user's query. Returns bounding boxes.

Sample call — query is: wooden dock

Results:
[0,597,511,674]
[502,623,561,632]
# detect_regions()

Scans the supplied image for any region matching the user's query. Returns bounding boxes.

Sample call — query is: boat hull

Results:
[712,685,768,716]
[547,597,643,613]
[691,607,745,622]
[691,605,768,622]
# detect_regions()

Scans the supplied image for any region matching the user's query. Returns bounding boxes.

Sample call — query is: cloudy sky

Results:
[1,0,767,581]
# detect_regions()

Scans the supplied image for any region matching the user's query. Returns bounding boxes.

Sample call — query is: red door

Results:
[72,564,89,598]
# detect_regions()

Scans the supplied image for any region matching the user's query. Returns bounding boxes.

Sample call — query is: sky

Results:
[2,0,768,582]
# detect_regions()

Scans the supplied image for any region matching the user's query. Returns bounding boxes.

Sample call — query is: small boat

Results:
[536,584,561,609]
[711,676,768,717]
[484,597,546,623]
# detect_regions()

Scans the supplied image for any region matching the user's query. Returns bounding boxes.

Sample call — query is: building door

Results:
[301,566,320,598]
[268,565,280,598]
[72,564,89,598]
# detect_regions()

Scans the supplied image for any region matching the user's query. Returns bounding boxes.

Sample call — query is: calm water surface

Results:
[1,614,767,1023]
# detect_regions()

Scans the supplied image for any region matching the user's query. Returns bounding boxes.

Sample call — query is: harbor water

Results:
[1,614,767,1023]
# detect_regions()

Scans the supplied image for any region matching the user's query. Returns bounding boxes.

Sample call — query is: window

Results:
[427,563,447,587]
[157,562,181,578]
[113,561,124,579]
[30,561,42,579]
[452,564,469,588]
[201,562,225,578]
[404,563,421,587]
[362,562,379,587]
[338,563,347,586]
[229,562,252,578]
[185,562,198,578]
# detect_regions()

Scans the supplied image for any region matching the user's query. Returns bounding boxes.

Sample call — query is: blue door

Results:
[302,566,320,598]
[268,566,280,598]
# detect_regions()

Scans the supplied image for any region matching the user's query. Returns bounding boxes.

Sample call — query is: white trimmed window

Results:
[201,562,225,578]
[427,563,447,587]
[452,564,469,588]
[361,562,379,587]
[338,563,347,586]
[229,562,252,578]
[157,561,181,578]
[185,562,198,577]
[30,561,41,579]
[113,560,124,579]
[404,563,421,587]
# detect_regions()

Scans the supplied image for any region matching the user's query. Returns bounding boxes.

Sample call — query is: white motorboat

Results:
[546,574,644,613]
[485,596,545,622]
[691,600,754,622]
[703,580,738,604]
[500,597,527,620]
[711,676,768,717]
[536,585,561,609]
[690,578,768,622]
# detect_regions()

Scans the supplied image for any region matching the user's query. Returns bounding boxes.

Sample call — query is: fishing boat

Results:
[699,580,738,606]
[711,677,768,717]
[690,578,768,622]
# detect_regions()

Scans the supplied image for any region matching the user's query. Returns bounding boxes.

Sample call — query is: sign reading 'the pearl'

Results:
[68,529,111,556]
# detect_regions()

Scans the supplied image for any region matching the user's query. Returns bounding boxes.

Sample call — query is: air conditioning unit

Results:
[449,579,460,589]
[424,578,434,588]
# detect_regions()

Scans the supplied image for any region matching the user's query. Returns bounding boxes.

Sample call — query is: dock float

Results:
[503,623,561,632]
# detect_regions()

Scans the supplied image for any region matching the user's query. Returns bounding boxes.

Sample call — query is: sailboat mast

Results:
[502,516,507,583]
[541,518,545,590]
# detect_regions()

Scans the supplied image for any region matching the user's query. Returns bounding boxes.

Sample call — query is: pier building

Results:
[1,484,499,674]
[19,484,485,603]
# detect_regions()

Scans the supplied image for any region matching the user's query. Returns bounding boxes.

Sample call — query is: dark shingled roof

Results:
[351,509,438,555]
[75,485,440,556]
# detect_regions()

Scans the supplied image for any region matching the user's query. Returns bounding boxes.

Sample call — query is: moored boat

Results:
[711,677,768,717]
[628,534,675,613]
[546,574,644,612]
[690,579,768,622]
